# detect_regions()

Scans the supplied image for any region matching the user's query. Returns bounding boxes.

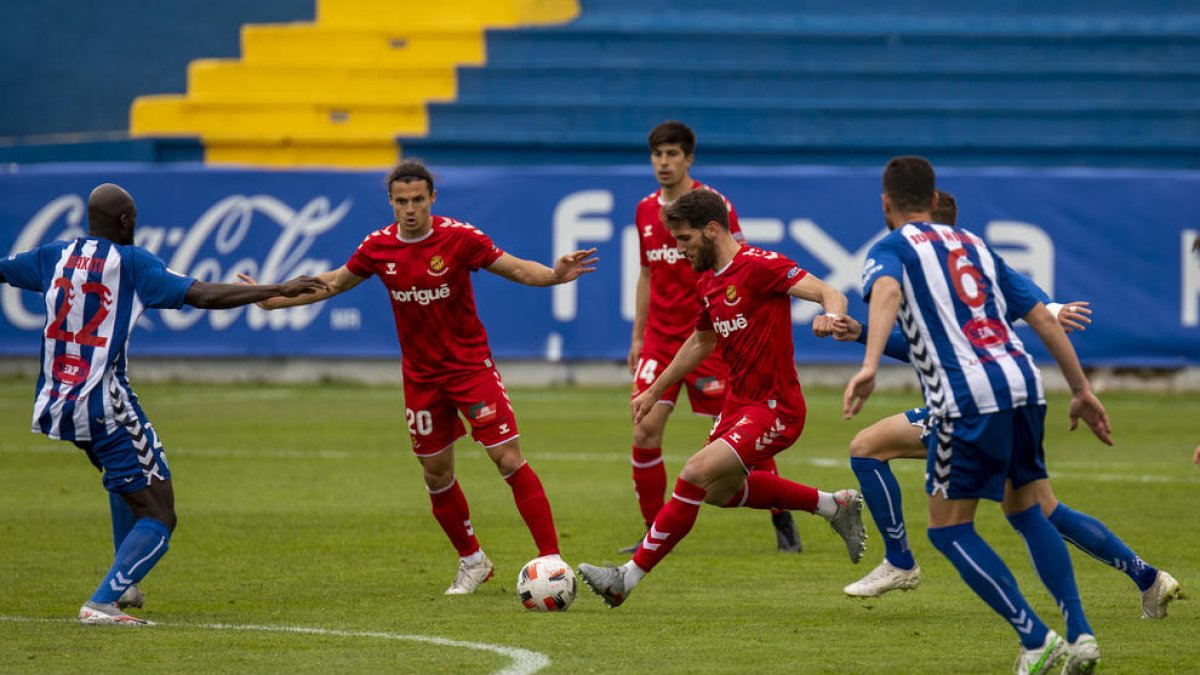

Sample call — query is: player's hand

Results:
[1057,301,1092,333]
[1068,388,1113,446]
[553,248,599,283]
[811,312,840,338]
[1193,444,1200,466]
[831,315,862,342]
[843,367,877,419]
[631,390,657,425]
[627,339,642,376]
[279,275,330,298]
[237,273,277,309]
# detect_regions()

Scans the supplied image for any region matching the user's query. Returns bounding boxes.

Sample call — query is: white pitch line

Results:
[0,616,550,675]
[1,444,1194,486]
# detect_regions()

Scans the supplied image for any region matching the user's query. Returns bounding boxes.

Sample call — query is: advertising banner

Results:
[2,164,1198,365]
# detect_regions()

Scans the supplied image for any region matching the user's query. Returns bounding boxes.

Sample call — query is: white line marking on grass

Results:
[0,616,550,675]
[1,444,1194,486]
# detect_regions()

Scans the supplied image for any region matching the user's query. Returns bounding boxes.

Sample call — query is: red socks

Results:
[632,478,706,573]
[505,463,560,556]
[723,471,819,513]
[631,445,668,527]
[428,480,480,557]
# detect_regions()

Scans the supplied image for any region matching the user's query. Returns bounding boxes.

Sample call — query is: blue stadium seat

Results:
[400,2,1200,167]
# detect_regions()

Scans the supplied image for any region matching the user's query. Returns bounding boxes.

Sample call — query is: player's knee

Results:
[848,429,879,458]
[633,419,665,448]
[422,466,455,491]
[679,456,718,488]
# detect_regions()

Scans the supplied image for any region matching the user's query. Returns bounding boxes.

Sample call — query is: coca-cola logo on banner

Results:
[2,194,350,332]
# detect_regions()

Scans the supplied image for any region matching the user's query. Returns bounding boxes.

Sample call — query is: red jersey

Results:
[695,246,809,417]
[636,180,742,353]
[345,216,504,384]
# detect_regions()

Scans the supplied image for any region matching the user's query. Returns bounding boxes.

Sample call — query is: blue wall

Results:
[0,0,312,138]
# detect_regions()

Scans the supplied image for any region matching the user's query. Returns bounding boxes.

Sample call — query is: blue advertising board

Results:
[2,164,1198,365]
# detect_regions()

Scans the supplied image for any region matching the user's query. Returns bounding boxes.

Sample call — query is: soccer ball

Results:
[516,556,576,612]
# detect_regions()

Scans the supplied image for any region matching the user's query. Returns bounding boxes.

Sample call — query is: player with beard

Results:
[625,120,801,554]
[578,189,867,608]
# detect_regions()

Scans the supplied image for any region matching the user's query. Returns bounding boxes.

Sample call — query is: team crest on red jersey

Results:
[724,284,742,306]
[427,255,449,277]
[468,401,498,424]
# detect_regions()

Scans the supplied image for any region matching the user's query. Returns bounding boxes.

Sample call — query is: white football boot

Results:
[78,600,153,626]
[843,560,921,597]
[444,552,494,595]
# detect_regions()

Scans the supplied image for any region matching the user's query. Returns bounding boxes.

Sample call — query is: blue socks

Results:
[851,457,916,570]
[108,492,136,553]
[90,518,171,605]
[928,521,1049,649]
[1007,504,1092,642]
[1049,502,1158,592]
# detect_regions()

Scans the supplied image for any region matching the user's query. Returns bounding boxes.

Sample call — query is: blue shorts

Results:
[74,420,171,494]
[904,407,933,439]
[925,405,1047,502]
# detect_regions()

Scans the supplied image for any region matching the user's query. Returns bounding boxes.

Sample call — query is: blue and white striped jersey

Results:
[862,222,1043,419]
[0,237,195,441]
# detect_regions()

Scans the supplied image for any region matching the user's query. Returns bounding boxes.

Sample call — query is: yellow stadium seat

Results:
[129,0,579,168]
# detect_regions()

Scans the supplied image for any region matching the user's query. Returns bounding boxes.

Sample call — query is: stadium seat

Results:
[126,0,579,168]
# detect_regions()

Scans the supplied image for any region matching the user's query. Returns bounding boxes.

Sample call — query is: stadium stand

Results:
[402,0,1200,167]
[1,0,1197,168]
[129,0,578,167]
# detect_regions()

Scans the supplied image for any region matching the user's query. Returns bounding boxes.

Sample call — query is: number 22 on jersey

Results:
[47,278,112,348]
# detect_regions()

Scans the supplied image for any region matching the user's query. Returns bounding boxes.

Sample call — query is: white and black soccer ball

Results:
[516,556,576,612]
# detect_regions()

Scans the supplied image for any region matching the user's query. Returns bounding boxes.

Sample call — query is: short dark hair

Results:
[385,159,435,193]
[648,120,696,156]
[882,156,936,213]
[663,189,728,231]
[932,189,957,225]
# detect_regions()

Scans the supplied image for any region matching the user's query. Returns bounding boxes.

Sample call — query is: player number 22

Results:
[406,408,433,436]
[47,278,112,348]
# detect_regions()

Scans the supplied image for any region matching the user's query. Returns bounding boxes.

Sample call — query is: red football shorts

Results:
[631,347,728,417]
[707,401,806,471]
[402,366,519,456]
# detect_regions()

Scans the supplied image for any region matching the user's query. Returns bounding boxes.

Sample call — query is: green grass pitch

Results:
[1,377,1197,673]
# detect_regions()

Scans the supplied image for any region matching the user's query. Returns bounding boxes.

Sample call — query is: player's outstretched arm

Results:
[1024,302,1113,446]
[237,267,364,309]
[844,277,901,419]
[486,249,598,287]
[186,275,329,310]
[632,329,715,424]
[788,274,849,337]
